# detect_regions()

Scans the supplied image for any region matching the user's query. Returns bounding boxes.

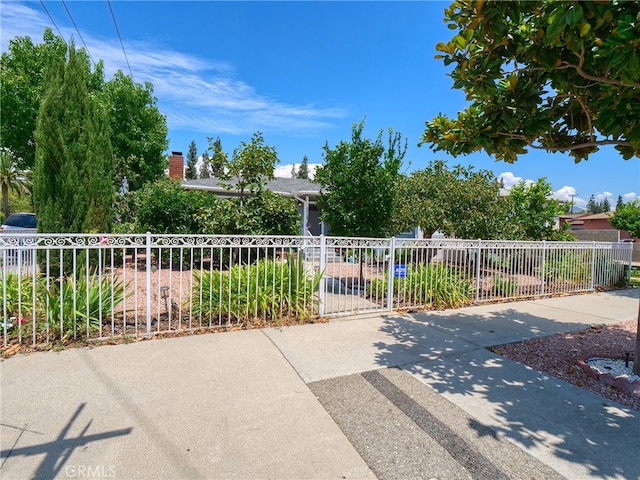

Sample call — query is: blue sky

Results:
[2,1,638,209]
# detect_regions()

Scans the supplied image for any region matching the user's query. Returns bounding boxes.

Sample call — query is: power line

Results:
[61,0,95,66]
[107,0,134,81]
[39,0,65,40]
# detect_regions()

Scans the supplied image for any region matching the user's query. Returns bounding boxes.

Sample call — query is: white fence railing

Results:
[1,233,632,347]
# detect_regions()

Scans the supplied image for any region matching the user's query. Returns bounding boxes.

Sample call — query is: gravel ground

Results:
[491,319,639,412]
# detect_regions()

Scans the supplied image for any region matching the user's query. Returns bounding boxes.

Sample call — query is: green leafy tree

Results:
[0,149,32,218]
[215,132,279,202]
[506,178,568,240]
[198,133,290,237]
[208,137,226,177]
[426,0,640,374]
[611,200,640,239]
[315,119,406,238]
[99,70,168,191]
[422,1,640,162]
[33,41,113,234]
[1,29,168,188]
[0,28,67,171]
[394,160,506,240]
[185,140,198,180]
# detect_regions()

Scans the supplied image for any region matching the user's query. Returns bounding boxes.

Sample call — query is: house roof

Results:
[182,176,321,198]
[576,212,613,221]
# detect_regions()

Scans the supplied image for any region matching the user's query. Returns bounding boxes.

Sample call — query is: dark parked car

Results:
[0,213,37,233]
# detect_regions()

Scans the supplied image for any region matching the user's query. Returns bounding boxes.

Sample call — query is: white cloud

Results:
[623,192,639,202]
[497,172,521,189]
[594,191,613,203]
[275,163,321,179]
[1,2,347,138]
[552,186,586,209]
[497,172,536,191]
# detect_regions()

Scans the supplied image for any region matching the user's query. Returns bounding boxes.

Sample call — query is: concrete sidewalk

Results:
[1,289,639,479]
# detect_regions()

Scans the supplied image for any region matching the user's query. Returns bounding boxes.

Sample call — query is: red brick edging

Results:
[577,356,640,395]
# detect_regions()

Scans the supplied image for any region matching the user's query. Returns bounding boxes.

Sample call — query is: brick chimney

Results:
[168,151,184,179]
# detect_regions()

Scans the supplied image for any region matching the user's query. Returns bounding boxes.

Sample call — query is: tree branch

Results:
[508,63,640,89]
[496,132,632,152]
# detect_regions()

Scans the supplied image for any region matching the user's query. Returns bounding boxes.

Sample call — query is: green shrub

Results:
[123,179,218,234]
[366,263,474,310]
[191,252,321,325]
[538,250,591,287]
[42,271,128,339]
[1,272,38,323]
[491,275,518,297]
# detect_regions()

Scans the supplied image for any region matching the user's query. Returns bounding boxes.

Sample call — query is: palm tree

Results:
[0,148,32,219]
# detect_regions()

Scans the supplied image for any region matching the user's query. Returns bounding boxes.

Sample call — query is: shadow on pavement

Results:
[371,308,640,479]
[1,403,132,480]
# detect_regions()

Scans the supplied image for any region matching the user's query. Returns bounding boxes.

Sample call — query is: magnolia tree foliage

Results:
[315,120,406,238]
[423,1,640,162]
[426,0,640,374]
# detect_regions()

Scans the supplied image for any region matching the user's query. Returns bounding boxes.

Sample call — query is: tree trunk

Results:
[1,183,8,218]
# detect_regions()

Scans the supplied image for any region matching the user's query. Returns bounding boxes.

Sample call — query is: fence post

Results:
[589,241,596,291]
[627,243,633,284]
[387,237,396,311]
[475,239,481,302]
[146,231,152,335]
[540,241,546,296]
[318,235,326,317]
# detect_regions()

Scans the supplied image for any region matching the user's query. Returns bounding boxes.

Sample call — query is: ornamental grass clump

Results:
[491,275,518,298]
[42,271,128,340]
[190,252,322,326]
[367,263,474,310]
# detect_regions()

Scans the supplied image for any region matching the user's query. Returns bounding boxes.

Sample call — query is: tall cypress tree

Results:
[296,155,310,179]
[199,151,211,178]
[33,41,113,234]
[185,140,198,179]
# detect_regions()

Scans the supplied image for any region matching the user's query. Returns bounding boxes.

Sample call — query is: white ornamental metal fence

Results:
[0,233,632,347]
